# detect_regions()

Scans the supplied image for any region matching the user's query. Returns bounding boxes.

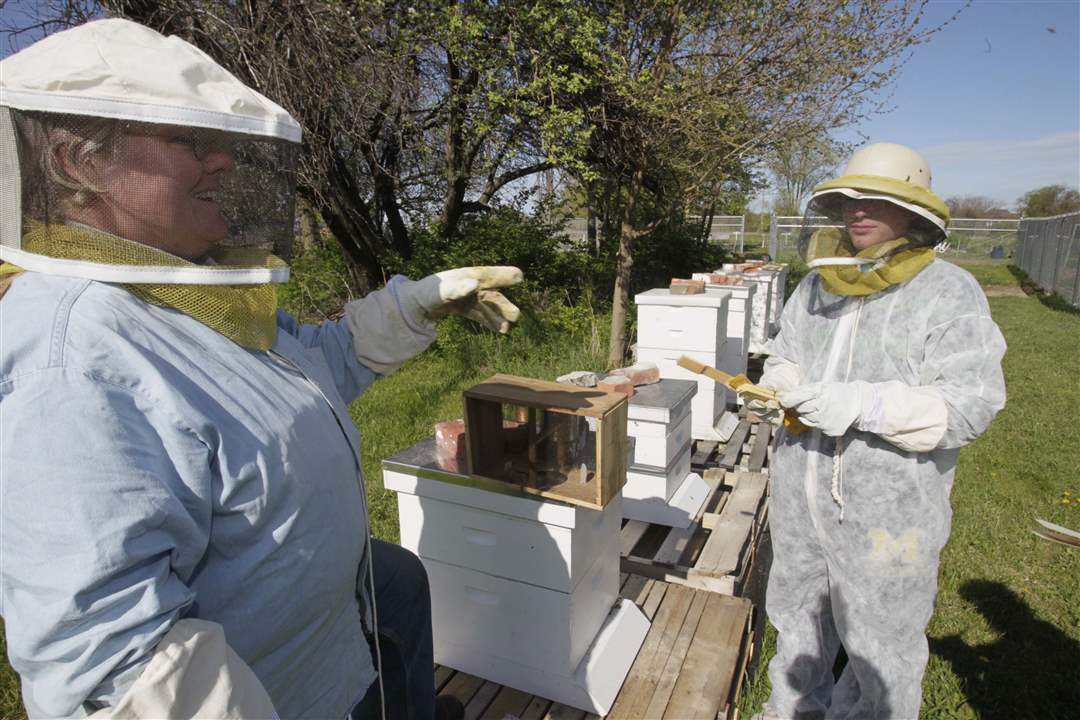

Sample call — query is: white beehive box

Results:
[764,263,789,335]
[703,280,756,407]
[624,443,692,503]
[734,272,773,354]
[382,437,648,713]
[635,289,730,441]
[625,378,694,468]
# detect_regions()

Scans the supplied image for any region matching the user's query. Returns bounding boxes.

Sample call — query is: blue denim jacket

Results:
[1,273,379,718]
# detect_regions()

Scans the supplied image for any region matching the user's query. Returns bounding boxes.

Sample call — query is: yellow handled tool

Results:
[676,355,807,434]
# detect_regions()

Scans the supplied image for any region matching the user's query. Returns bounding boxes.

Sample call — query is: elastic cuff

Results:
[856,382,885,432]
[387,275,437,335]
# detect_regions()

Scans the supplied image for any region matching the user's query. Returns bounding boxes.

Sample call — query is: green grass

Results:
[738,273,1080,719]
[945,257,1020,288]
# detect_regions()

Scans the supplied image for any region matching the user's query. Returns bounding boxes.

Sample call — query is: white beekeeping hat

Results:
[0,18,302,284]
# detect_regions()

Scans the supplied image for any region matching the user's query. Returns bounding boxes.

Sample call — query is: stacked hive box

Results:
[635,288,731,441]
[383,438,648,714]
[694,276,757,408]
[623,379,709,527]
[763,263,790,335]
[726,269,772,355]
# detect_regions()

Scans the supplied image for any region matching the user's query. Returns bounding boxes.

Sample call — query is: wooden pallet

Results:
[434,572,753,720]
[618,416,773,596]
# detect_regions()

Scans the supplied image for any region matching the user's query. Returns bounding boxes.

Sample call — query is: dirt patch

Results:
[983,285,1029,298]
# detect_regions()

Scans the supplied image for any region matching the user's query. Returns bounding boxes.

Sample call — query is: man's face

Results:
[842,197,914,250]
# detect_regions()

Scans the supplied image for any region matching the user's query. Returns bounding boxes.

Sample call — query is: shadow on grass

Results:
[1006,265,1080,315]
[929,579,1080,720]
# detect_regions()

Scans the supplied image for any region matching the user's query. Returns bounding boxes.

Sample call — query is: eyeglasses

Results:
[123,123,236,160]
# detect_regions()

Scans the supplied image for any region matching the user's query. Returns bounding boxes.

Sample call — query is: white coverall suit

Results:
[760,259,1006,719]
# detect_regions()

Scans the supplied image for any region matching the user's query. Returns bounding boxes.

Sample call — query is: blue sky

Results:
[837,0,1080,209]
[4,1,1078,211]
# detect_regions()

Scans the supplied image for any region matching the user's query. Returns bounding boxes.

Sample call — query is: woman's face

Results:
[71,125,236,260]
[842,197,914,250]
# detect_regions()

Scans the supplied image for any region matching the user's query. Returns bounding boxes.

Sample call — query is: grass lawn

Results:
[2,265,1077,717]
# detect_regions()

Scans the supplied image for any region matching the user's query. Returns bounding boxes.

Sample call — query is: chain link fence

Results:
[942,218,1019,257]
[1015,212,1080,307]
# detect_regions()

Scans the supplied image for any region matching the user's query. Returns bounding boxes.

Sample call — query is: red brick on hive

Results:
[610,361,660,386]
[597,374,635,397]
[669,278,705,294]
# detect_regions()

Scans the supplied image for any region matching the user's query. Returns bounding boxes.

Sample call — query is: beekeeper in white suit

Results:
[0,18,516,720]
[751,143,1007,719]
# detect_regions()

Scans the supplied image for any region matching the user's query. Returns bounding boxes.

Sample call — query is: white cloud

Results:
[920,131,1080,207]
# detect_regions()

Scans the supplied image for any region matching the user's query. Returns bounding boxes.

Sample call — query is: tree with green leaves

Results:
[770,138,841,217]
[1018,185,1080,218]
[30,0,604,292]
[567,0,959,366]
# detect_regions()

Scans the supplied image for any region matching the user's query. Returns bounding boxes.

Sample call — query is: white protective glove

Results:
[401,266,524,331]
[344,267,523,376]
[744,358,802,425]
[779,381,877,437]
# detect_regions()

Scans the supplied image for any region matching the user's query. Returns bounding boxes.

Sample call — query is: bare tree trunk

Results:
[701,200,716,245]
[586,183,598,252]
[608,170,642,368]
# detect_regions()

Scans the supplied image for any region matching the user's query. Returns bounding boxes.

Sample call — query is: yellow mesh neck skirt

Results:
[5,223,282,350]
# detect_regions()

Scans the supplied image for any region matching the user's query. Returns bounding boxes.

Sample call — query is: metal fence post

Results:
[768,212,778,259]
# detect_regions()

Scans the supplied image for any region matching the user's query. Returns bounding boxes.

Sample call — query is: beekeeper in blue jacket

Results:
[750,143,1007,719]
[0,19,519,720]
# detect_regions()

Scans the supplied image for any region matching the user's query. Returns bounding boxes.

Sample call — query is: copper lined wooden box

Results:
[462,373,628,509]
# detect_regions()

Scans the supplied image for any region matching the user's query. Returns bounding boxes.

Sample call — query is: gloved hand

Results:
[779,381,877,437]
[399,266,523,333]
[343,267,523,376]
[743,395,784,426]
[743,360,801,426]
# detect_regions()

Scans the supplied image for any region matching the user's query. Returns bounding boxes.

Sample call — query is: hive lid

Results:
[464,373,627,418]
[628,378,697,419]
[634,287,730,308]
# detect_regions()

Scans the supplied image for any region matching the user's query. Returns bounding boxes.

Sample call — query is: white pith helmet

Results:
[844,142,932,188]
[810,142,949,233]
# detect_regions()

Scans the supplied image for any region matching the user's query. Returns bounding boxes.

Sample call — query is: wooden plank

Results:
[607,584,697,719]
[643,589,710,717]
[649,470,725,566]
[464,373,626,417]
[465,395,507,478]
[519,698,553,720]
[695,472,768,575]
[641,579,668,620]
[441,671,487,706]
[544,704,586,720]
[747,422,772,472]
[691,440,718,466]
[464,680,501,720]
[434,665,455,692]
[718,421,751,469]
[618,556,738,595]
[621,519,651,556]
[621,574,650,606]
[662,594,752,719]
[598,400,629,506]
[478,685,534,720]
